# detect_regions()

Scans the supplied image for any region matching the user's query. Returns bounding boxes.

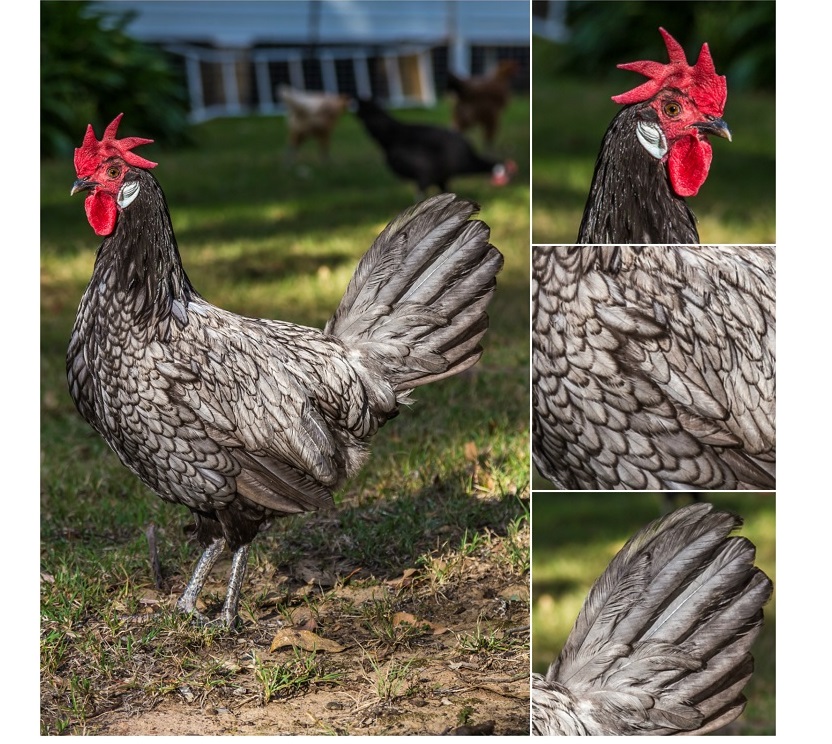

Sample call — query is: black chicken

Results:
[533,501,772,735]
[532,245,775,490]
[354,98,516,198]
[67,114,504,626]
[577,27,731,244]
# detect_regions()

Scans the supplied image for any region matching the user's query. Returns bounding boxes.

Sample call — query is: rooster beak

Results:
[693,118,732,142]
[71,177,97,196]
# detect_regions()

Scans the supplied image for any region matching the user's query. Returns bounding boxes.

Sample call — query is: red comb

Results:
[74,113,157,176]
[611,28,727,117]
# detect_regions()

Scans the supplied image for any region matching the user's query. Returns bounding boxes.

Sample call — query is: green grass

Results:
[531,37,776,244]
[40,99,530,734]
[531,492,776,735]
[252,649,344,704]
[456,621,527,655]
[362,655,417,701]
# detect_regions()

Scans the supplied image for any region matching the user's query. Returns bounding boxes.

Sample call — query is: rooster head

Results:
[71,113,157,236]
[612,28,730,197]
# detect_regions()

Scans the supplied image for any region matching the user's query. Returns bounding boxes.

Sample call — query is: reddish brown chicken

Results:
[447,59,518,147]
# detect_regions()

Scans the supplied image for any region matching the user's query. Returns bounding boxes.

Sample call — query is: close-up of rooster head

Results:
[71,113,157,236]
[577,27,732,244]
[612,26,730,199]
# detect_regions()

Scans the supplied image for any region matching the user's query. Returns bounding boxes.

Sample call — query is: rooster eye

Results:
[663,101,682,117]
[107,166,120,178]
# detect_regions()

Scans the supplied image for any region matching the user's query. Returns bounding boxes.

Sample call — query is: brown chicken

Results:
[447,59,518,147]
[278,85,350,161]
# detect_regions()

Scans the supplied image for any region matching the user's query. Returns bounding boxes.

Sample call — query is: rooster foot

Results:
[173,538,250,629]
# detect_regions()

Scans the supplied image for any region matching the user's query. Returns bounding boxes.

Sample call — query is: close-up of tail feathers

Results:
[532,503,772,736]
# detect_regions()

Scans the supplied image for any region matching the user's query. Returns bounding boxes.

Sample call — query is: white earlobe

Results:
[117,181,140,209]
[636,121,668,160]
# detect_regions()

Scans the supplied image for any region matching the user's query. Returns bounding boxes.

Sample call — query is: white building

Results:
[96,0,531,121]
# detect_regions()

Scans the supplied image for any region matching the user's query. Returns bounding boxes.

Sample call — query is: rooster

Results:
[354,98,516,198]
[578,28,731,244]
[447,59,518,148]
[278,85,349,162]
[67,113,503,627]
[532,245,775,490]
[532,501,773,735]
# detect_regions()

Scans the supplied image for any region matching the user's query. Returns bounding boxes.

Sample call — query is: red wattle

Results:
[85,192,118,236]
[667,137,712,197]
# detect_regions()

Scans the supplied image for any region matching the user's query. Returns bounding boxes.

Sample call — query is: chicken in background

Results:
[67,114,504,627]
[278,85,350,164]
[354,97,517,199]
[532,501,773,735]
[532,245,775,490]
[447,59,518,149]
[577,28,732,244]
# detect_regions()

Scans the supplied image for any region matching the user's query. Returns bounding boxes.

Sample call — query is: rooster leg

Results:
[218,544,250,627]
[175,537,226,622]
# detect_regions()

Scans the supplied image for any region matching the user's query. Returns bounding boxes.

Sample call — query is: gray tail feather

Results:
[537,502,772,735]
[325,193,503,391]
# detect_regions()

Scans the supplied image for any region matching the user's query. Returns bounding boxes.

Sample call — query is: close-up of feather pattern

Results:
[533,245,775,491]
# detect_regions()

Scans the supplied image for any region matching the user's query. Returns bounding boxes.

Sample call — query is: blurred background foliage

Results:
[545,0,775,92]
[41,0,191,158]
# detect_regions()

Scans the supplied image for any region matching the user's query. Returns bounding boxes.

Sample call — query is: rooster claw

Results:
[175,596,240,630]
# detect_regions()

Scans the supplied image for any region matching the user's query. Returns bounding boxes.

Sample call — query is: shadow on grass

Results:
[260,469,528,582]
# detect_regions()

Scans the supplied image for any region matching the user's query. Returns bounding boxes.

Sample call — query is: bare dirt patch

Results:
[41,484,530,735]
